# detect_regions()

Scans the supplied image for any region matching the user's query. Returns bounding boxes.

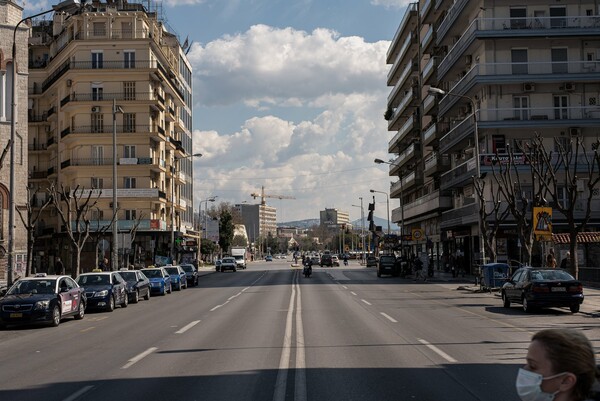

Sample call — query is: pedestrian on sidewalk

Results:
[517,328,599,401]
[547,249,557,268]
[55,257,64,275]
[560,251,571,270]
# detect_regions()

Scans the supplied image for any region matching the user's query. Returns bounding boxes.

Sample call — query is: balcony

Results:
[420,0,434,24]
[478,106,600,129]
[421,25,436,55]
[390,143,421,174]
[28,112,48,123]
[422,56,437,85]
[436,0,469,44]
[28,143,48,151]
[390,170,422,195]
[68,91,155,103]
[438,14,600,82]
[387,3,418,64]
[387,87,418,131]
[388,58,418,100]
[438,113,475,155]
[388,114,418,153]
[422,123,438,147]
[424,152,451,177]
[440,157,478,191]
[402,191,453,221]
[67,125,152,135]
[422,93,438,116]
[72,188,160,199]
[440,202,478,229]
[71,218,167,232]
[388,32,418,83]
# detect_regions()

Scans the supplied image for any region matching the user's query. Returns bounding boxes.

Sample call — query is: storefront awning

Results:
[552,232,600,244]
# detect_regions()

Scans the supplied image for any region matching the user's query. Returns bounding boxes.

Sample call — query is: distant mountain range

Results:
[279,216,399,231]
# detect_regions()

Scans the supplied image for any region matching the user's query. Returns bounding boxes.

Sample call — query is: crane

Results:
[250,186,295,205]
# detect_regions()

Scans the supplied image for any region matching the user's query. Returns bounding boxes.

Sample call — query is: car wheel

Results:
[175,282,181,291]
[121,293,128,308]
[74,302,85,320]
[167,284,172,294]
[522,297,533,313]
[132,290,139,304]
[144,289,151,300]
[107,296,115,312]
[570,304,580,313]
[50,305,61,327]
[502,292,511,308]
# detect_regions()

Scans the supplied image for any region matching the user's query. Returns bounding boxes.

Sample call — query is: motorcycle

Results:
[303,263,312,278]
[343,258,348,266]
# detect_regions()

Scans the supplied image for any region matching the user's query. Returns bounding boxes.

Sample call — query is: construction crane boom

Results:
[250,186,295,205]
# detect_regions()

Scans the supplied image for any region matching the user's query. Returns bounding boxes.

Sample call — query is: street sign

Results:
[412,228,424,241]
[533,207,553,236]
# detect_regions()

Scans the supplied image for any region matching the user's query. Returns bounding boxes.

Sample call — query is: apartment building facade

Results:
[387,0,600,271]
[0,0,28,281]
[27,0,195,270]
[320,208,351,230]
[235,203,278,247]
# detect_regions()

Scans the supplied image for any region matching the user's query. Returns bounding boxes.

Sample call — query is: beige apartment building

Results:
[386,0,600,271]
[27,0,195,271]
[0,0,29,282]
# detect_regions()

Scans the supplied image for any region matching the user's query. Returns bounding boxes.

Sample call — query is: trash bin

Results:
[480,263,510,289]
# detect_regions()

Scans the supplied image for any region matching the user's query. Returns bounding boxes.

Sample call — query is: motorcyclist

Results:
[304,257,313,277]
[343,254,348,266]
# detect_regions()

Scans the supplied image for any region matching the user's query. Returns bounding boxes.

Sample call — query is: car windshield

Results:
[181,266,194,272]
[165,267,179,274]
[223,258,235,263]
[77,274,109,285]
[380,256,396,262]
[531,270,575,281]
[142,269,162,278]
[118,271,137,282]
[7,279,56,295]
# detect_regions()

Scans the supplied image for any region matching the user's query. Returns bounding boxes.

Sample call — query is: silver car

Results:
[220,257,237,272]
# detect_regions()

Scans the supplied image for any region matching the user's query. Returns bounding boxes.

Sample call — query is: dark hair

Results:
[532,329,598,400]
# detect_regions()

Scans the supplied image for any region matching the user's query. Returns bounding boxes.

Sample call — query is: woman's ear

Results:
[558,373,577,392]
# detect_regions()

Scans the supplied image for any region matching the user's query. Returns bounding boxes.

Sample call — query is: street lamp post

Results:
[370,189,390,235]
[7,0,82,285]
[112,99,123,270]
[374,159,404,238]
[199,196,217,260]
[170,153,202,261]
[428,87,485,265]
[351,200,366,262]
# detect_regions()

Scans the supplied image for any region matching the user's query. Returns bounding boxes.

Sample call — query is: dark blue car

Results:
[164,266,187,291]
[141,268,172,296]
[76,272,128,312]
[118,270,151,303]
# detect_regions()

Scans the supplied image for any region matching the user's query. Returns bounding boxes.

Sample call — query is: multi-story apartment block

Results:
[320,208,351,230]
[387,1,600,271]
[0,0,29,281]
[27,0,195,270]
[235,203,278,247]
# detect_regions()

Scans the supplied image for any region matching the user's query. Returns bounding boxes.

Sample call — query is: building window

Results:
[90,209,104,221]
[123,81,136,100]
[513,96,529,120]
[124,145,136,158]
[125,210,137,220]
[553,95,568,119]
[510,7,527,29]
[123,113,136,133]
[92,85,104,101]
[92,145,104,165]
[124,50,135,68]
[124,177,136,189]
[121,22,133,38]
[551,48,568,73]
[91,177,104,189]
[91,113,104,133]
[511,49,528,74]
[492,135,506,154]
[550,7,567,28]
[92,51,103,69]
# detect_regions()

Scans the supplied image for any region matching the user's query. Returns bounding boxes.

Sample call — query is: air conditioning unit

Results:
[569,127,581,137]
[564,82,575,91]
[465,54,472,66]
[66,79,72,87]
[91,106,101,113]
[523,83,535,92]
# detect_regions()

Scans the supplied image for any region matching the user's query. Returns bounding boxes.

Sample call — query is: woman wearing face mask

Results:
[517,328,599,401]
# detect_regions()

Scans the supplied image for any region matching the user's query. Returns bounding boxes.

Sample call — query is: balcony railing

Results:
[389,115,417,152]
[387,3,418,63]
[440,157,477,190]
[439,113,475,154]
[70,125,152,134]
[68,92,156,102]
[436,0,469,42]
[388,58,417,101]
[479,106,600,122]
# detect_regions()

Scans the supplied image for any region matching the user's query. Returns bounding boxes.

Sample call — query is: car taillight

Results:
[568,284,583,293]
[532,284,549,293]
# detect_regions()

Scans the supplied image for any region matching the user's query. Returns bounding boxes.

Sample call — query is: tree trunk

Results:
[569,232,578,279]
[26,231,35,277]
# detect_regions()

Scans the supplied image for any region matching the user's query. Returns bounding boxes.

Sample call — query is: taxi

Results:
[0,274,86,328]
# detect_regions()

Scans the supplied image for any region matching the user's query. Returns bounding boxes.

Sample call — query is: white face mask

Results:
[516,368,566,401]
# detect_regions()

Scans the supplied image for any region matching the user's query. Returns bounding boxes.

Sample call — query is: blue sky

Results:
[25,0,410,223]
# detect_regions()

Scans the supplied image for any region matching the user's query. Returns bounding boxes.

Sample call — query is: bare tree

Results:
[524,133,600,278]
[15,186,52,277]
[126,211,145,267]
[49,184,101,278]
[0,139,10,171]
[473,177,510,263]
[87,207,115,271]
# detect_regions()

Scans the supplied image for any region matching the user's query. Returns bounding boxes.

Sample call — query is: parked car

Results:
[310,256,320,265]
[221,257,237,272]
[501,267,584,313]
[180,264,198,287]
[215,259,222,272]
[366,255,378,268]
[265,255,273,262]
[118,270,151,303]
[0,274,86,328]
[76,272,128,312]
[377,255,399,277]
[320,254,333,267]
[164,266,187,291]
[141,268,172,296]
[332,255,340,267]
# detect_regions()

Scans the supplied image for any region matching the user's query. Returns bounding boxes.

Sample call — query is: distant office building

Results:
[235,203,277,245]
[320,208,351,230]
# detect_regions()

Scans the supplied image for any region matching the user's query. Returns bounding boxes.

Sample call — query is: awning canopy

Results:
[552,232,600,244]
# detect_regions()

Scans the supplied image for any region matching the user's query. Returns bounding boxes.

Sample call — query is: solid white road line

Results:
[361,299,372,305]
[121,347,158,369]
[62,385,94,401]
[380,312,398,323]
[418,339,457,363]
[210,304,225,311]
[273,271,297,401]
[294,277,307,401]
[175,320,201,334]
